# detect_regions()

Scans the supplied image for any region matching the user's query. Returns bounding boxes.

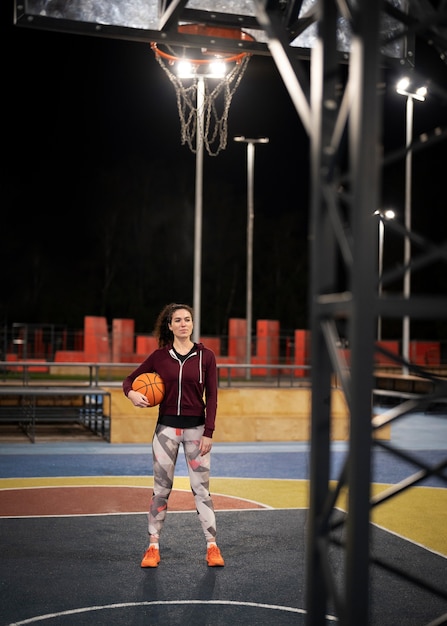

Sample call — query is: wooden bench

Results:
[0,386,111,443]
[373,372,447,409]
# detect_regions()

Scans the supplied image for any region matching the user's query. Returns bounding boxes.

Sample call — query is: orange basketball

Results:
[132,372,165,406]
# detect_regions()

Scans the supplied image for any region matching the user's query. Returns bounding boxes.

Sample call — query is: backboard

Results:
[14,0,412,65]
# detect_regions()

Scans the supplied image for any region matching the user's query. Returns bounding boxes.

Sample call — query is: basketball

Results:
[132,372,165,406]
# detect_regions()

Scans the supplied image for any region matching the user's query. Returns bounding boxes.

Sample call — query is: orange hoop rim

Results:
[151,23,255,65]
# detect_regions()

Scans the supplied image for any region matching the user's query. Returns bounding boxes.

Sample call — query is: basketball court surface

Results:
[1,412,446,626]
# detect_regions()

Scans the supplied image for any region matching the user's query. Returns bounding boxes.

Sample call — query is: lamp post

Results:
[175,60,229,343]
[396,78,427,374]
[234,136,269,379]
[192,75,205,343]
[375,209,395,341]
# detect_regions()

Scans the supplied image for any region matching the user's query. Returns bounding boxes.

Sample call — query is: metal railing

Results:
[0,361,312,388]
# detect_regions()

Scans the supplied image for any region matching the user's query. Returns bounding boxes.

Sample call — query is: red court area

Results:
[0,486,266,517]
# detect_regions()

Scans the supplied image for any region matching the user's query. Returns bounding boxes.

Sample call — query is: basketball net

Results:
[151,27,253,157]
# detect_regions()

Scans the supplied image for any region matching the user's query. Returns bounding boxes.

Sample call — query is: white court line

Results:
[6,600,339,625]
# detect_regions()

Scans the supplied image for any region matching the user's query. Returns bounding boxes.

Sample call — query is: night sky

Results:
[2,2,447,341]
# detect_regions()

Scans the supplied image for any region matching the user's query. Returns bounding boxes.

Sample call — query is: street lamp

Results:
[175,61,230,343]
[234,136,269,379]
[192,74,205,343]
[375,209,396,341]
[396,77,427,374]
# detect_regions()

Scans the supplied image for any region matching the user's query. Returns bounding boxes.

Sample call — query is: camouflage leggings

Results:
[148,423,217,542]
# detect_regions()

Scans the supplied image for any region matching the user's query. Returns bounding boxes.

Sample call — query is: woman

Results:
[123,303,225,568]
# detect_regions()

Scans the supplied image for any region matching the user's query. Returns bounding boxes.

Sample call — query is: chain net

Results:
[153,52,251,157]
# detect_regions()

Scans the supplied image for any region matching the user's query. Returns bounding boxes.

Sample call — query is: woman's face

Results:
[168,308,193,340]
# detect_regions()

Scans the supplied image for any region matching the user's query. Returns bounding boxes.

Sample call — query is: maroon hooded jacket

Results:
[122,342,218,438]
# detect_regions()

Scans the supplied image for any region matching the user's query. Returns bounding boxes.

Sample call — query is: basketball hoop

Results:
[151,25,255,156]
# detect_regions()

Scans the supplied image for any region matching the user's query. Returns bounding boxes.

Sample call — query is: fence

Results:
[0,361,312,388]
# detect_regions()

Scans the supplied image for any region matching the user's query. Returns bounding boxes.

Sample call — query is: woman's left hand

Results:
[200,435,212,456]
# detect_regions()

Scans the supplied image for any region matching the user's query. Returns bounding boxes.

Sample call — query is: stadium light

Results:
[375,209,396,341]
[234,136,269,379]
[396,78,427,373]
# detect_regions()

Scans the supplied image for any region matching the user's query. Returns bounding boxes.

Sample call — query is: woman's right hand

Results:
[127,389,148,407]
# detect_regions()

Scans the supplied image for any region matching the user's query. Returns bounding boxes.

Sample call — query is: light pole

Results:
[192,75,205,343]
[375,209,395,341]
[174,60,228,343]
[396,78,427,374]
[234,136,269,379]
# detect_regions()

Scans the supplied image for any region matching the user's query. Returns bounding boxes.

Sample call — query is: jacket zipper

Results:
[169,349,198,415]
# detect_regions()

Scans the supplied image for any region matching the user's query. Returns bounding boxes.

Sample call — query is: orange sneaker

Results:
[141,545,160,568]
[206,544,225,567]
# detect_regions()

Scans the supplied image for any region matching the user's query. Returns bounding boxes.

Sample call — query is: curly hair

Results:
[153,303,194,348]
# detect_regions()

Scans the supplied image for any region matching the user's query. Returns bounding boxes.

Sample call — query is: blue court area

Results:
[1,413,446,487]
[0,444,446,488]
